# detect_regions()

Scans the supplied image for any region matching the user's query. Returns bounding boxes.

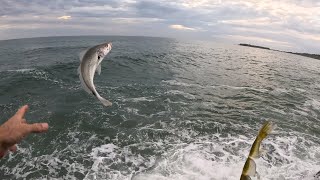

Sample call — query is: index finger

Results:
[26,123,49,134]
[15,105,29,119]
[20,123,49,138]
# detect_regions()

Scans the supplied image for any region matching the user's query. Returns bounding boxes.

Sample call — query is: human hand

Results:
[0,105,49,158]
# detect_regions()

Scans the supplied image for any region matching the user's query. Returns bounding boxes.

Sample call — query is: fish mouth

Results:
[98,42,112,56]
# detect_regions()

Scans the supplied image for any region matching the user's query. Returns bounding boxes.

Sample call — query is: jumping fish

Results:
[240,121,274,180]
[78,42,112,106]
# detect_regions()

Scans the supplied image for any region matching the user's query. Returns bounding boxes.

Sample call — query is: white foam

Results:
[270,88,290,96]
[134,133,320,180]
[162,80,202,88]
[77,125,320,180]
[122,97,155,103]
[296,88,307,93]
[7,68,64,86]
[304,99,320,110]
[7,68,35,72]
[2,125,320,180]
[219,85,269,93]
[270,107,287,115]
[166,90,196,100]
[85,143,156,180]
[162,79,269,93]
[292,109,309,116]
[90,144,119,173]
[133,142,244,180]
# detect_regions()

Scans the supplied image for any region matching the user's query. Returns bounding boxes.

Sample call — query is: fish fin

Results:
[96,64,101,75]
[240,175,252,180]
[96,95,112,107]
[78,68,91,94]
[245,158,257,176]
[79,48,89,61]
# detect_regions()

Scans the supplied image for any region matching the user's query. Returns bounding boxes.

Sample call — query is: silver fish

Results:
[78,42,112,106]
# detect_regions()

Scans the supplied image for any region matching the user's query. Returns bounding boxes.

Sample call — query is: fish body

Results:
[78,42,112,106]
[240,121,274,180]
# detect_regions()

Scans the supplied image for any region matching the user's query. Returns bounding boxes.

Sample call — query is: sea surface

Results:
[0,36,319,180]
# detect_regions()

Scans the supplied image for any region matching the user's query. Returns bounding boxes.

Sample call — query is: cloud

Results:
[219,17,279,26]
[169,24,197,31]
[112,18,164,24]
[57,16,72,20]
[181,0,222,8]
[0,0,319,53]
[134,1,180,18]
[0,24,11,29]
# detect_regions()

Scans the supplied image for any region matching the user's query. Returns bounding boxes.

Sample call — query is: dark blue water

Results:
[0,36,319,179]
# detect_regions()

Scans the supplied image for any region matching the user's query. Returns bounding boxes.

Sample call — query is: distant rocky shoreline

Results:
[239,43,320,60]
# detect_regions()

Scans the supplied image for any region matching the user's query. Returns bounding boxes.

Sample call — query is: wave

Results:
[6,68,35,72]
[162,80,205,88]
[121,97,155,103]
[304,99,320,111]
[1,36,320,180]
[80,130,320,180]
[162,79,269,93]
[165,90,196,100]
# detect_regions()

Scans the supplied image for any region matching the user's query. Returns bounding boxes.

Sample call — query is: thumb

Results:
[15,105,29,119]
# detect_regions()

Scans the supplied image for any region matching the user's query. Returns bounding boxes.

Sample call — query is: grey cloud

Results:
[134,1,180,18]
[0,0,319,53]
[0,0,121,16]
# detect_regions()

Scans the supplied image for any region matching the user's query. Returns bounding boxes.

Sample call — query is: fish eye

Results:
[98,56,101,60]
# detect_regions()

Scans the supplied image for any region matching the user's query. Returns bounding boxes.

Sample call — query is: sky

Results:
[0,0,319,53]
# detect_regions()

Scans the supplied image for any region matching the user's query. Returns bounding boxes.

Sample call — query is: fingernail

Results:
[41,123,49,130]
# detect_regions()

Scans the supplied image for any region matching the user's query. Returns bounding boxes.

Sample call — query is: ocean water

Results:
[0,36,319,180]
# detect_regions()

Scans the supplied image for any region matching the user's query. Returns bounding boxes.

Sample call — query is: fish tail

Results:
[97,95,112,107]
[241,121,274,179]
[256,121,274,141]
[91,90,112,107]
[249,121,274,158]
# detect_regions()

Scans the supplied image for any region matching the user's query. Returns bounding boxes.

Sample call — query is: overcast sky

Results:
[0,0,319,53]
